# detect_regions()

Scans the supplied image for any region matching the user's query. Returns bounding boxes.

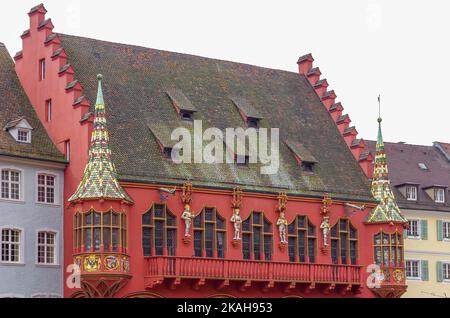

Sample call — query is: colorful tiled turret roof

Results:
[69,75,133,203]
[366,117,407,223]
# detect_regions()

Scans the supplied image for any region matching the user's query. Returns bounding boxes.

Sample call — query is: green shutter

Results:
[421,220,428,240]
[421,260,429,281]
[437,220,443,241]
[436,261,443,282]
[403,228,408,239]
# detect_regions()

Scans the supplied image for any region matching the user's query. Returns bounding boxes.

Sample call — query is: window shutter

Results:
[437,220,443,241]
[403,228,408,239]
[421,220,428,240]
[421,260,429,281]
[436,261,443,282]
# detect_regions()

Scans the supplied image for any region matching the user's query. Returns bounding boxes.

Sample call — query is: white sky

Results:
[2,0,449,146]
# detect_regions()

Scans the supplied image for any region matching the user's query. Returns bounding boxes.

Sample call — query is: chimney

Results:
[297,53,314,75]
[313,79,329,97]
[28,4,47,30]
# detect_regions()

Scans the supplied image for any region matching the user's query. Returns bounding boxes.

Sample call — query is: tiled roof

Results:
[366,140,450,212]
[0,44,65,163]
[57,33,372,200]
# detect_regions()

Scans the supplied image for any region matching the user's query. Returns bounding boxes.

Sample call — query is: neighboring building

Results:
[365,140,450,298]
[13,4,408,298]
[0,42,66,298]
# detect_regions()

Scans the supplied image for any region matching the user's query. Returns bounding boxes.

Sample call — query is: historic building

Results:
[12,4,409,298]
[364,141,450,298]
[0,42,66,298]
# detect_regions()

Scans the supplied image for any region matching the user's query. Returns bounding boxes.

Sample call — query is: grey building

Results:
[0,43,66,298]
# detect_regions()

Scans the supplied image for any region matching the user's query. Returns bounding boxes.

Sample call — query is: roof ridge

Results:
[57,33,301,77]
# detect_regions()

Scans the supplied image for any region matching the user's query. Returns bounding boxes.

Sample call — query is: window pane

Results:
[194,214,202,228]
[288,237,296,262]
[166,229,176,256]
[243,234,251,260]
[217,232,225,259]
[205,223,214,258]
[103,228,111,251]
[154,205,164,218]
[142,212,151,225]
[205,208,214,221]
[112,228,119,252]
[194,230,202,257]
[298,231,306,263]
[154,220,164,255]
[308,238,316,263]
[264,235,272,261]
[253,227,261,260]
[166,212,176,227]
[253,213,261,224]
[103,212,111,225]
[340,233,348,264]
[142,227,152,256]
[84,228,92,252]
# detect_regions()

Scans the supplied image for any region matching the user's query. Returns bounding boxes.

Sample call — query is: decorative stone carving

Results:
[231,187,244,243]
[320,216,331,247]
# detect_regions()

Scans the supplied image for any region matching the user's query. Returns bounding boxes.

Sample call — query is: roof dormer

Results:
[230,97,263,129]
[285,140,318,174]
[423,185,447,204]
[165,87,197,121]
[3,117,33,144]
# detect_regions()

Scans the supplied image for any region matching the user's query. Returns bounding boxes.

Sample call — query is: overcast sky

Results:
[2,1,449,146]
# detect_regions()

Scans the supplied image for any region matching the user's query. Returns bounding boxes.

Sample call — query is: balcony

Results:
[145,256,363,293]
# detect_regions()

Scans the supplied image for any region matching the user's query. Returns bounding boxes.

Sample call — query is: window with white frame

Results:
[443,222,450,240]
[406,186,417,201]
[444,263,450,281]
[1,228,21,263]
[405,260,420,279]
[17,129,30,143]
[435,188,445,203]
[37,231,56,265]
[1,169,21,200]
[407,220,420,238]
[37,174,56,204]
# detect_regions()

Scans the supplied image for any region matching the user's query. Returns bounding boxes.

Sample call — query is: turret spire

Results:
[69,75,133,203]
[366,97,406,223]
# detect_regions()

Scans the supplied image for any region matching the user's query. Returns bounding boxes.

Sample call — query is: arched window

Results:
[242,212,273,261]
[73,210,127,253]
[193,207,226,258]
[331,218,358,265]
[287,216,316,263]
[142,204,177,256]
[374,232,403,267]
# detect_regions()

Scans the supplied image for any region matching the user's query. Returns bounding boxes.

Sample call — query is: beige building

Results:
[366,141,450,298]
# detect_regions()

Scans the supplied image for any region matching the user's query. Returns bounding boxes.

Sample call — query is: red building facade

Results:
[14,4,407,298]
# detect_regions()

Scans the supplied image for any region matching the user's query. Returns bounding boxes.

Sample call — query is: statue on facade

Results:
[230,208,243,240]
[277,212,288,244]
[320,216,331,247]
[181,204,195,237]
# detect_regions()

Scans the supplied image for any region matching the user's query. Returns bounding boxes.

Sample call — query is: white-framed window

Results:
[1,169,21,201]
[407,220,420,238]
[443,222,450,240]
[46,99,52,122]
[37,174,56,204]
[39,58,46,81]
[405,260,420,279]
[444,263,450,281]
[406,185,417,201]
[17,129,30,143]
[1,228,22,263]
[36,231,57,265]
[65,140,70,161]
[435,188,445,203]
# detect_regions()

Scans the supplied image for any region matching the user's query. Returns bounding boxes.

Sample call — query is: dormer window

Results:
[435,188,445,203]
[302,162,315,174]
[165,88,197,121]
[247,117,260,129]
[285,140,318,175]
[163,147,173,159]
[17,129,30,143]
[406,185,417,201]
[3,118,33,144]
[180,110,194,122]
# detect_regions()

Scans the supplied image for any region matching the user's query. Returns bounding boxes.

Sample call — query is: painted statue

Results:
[277,212,288,244]
[230,208,243,240]
[181,204,195,237]
[320,216,331,247]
